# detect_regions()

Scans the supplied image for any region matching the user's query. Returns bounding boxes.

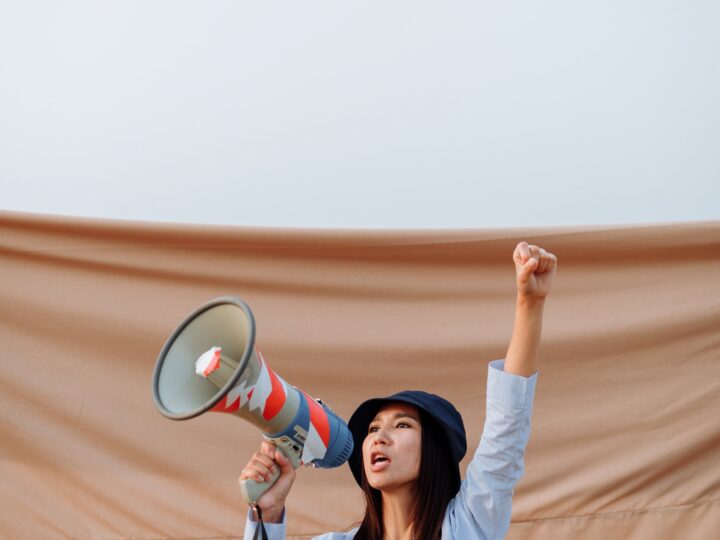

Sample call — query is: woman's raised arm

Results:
[450,241,557,537]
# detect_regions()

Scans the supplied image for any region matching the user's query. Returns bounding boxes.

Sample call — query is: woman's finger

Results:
[514,241,531,265]
[528,245,541,264]
[240,467,267,484]
[239,463,268,484]
[537,249,550,273]
[256,452,278,471]
[274,450,295,474]
[540,252,558,274]
[546,254,558,272]
[248,458,276,482]
[250,451,278,476]
[261,440,277,457]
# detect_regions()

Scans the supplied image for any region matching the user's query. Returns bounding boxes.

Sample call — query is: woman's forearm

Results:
[503,295,545,378]
[504,241,556,377]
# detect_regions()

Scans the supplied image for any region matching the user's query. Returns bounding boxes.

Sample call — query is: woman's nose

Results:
[371,427,390,445]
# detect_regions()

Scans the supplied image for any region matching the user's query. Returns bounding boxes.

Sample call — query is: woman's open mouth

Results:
[370,452,391,472]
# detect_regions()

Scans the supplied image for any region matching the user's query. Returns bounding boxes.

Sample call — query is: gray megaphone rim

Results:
[152,296,256,420]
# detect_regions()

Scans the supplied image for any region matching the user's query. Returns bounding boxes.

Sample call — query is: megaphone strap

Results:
[252,505,269,540]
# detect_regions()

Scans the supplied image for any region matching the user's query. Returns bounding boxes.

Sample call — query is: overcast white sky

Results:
[1,1,718,229]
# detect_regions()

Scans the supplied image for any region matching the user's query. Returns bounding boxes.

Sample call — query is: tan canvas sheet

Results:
[1,211,718,539]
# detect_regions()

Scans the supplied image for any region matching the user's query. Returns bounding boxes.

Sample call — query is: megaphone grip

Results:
[239,439,301,504]
[239,467,282,505]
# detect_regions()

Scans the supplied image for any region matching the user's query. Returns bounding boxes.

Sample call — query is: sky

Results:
[1,1,718,229]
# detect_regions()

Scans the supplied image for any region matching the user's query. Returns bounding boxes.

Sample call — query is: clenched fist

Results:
[513,242,557,301]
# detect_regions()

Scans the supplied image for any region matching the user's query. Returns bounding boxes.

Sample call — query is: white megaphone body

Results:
[152,297,354,504]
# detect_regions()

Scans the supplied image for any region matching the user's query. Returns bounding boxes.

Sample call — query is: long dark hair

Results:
[354,409,461,539]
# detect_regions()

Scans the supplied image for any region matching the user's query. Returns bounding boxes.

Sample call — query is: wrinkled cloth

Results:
[244,359,538,540]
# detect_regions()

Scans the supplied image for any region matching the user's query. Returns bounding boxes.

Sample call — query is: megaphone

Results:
[152,296,354,504]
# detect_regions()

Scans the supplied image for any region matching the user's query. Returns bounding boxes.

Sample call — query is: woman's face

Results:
[362,402,422,492]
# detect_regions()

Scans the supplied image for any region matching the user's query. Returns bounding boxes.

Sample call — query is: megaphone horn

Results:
[152,297,354,503]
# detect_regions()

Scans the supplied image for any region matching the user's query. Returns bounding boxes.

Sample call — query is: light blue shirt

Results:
[244,360,538,540]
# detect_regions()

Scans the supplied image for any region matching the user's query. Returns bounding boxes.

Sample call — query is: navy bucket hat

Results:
[347,390,467,487]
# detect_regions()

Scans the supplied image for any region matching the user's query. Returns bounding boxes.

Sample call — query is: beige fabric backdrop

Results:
[1,211,718,539]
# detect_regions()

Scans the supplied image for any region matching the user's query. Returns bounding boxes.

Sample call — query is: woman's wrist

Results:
[252,504,285,524]
[516,293,546,311]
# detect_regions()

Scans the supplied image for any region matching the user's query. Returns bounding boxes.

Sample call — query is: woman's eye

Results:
[397,422,410,428]
[368,425,379,433]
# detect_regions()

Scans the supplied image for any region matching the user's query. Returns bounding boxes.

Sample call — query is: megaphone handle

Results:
[240,440,300,504]
[240,466,282,505]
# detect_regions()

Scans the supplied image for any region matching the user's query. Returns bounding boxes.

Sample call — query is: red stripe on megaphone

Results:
[303,390,331,447]
[211,396,228,412]
[258,351,287,421]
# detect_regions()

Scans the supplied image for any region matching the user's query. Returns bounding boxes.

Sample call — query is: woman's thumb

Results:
[522,256,538,276]
[275,450,293,472]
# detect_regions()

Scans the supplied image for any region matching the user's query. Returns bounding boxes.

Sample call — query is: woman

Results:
[242,241,557,540]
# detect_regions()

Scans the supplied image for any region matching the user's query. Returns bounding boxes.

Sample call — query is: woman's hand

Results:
[513,241,558,302]
[239,440,296,523]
